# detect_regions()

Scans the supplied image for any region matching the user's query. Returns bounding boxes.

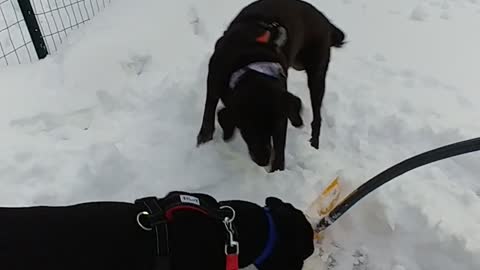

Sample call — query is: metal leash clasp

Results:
[220,205,239,255]
[221,205,239,270]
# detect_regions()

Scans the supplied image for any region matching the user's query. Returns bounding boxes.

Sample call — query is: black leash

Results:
[315,137,480,232]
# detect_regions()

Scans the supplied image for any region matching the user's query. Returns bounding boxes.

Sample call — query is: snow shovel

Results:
[308,137,480,241]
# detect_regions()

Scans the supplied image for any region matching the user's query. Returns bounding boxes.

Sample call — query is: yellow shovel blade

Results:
[308,176,341,242]
[317,176,341,216]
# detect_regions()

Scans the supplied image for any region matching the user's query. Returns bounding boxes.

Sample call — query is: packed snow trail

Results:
[1,0,480,269]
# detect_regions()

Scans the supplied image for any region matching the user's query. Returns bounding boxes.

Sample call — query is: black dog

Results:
[0,191,314,270]
[197,0,345,171]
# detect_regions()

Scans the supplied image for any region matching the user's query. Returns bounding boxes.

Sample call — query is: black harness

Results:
[134,192,239,270]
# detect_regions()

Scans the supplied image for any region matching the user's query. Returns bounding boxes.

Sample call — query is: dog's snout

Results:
[249,144,271,166]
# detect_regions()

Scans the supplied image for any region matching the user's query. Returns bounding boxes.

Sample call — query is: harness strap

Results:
[161,193,220,220]
[229,61,286,89]
[137,196,171,270]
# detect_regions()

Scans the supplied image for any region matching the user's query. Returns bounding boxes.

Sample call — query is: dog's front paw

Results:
[309,137,319,149]
[196,128,214,146]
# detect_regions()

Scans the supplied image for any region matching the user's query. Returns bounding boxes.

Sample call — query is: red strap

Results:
[256,31,271,44]
[165,206,209,221]
[226,254,239,270]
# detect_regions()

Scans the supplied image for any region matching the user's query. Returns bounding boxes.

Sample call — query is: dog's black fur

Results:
[197,0,345,171]
[0,193,314,270]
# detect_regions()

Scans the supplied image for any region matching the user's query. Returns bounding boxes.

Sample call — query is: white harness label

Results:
[180,195,201,206]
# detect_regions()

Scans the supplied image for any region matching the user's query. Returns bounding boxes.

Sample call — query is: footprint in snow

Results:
[410,5,429,21]
[188,6,206,38]
[9,108,94,135]
[352,249,368,270]
[317,247,338,270]
[121,54,152,76]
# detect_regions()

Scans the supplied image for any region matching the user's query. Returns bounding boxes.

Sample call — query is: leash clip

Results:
[220,206,239,255]
[222,206,239,270]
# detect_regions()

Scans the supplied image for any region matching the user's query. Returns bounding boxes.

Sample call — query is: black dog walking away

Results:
[197,0,345,171]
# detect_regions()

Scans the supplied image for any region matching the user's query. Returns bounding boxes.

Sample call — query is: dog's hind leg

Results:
[197,71,222,146]
[304,45,331,149]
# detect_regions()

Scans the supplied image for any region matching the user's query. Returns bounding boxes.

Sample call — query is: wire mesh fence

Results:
[0,0,34,66]
[0,0,112,68]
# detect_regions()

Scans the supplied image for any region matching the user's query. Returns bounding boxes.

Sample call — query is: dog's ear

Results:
[265,196,285,209]
[218,107,236,141]
[283,92,303,128]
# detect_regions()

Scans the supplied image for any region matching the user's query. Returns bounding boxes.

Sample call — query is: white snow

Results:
[1,0,480,269]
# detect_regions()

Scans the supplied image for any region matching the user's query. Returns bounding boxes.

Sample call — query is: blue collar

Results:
[254,207,277,267]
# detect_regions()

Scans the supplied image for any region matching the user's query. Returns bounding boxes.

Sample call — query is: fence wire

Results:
[0,0,112,68]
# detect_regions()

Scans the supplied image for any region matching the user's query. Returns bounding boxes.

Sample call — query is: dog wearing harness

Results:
[196,0,346,171]
[0,191,313,270]
[135,192,282,270]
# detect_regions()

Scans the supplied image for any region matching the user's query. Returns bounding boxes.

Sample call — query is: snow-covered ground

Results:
[1,0,480,269]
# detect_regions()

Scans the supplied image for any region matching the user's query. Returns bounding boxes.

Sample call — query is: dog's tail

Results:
[329,23,346,48]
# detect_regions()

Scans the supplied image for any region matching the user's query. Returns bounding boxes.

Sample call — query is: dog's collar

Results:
[253,207,277,267]
[255,21,287,48]
[239,207,277,270]
[229,61,286,89]
[232,18,287,48]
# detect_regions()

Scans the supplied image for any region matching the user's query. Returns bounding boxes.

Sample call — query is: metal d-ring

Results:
[136,211,152,231]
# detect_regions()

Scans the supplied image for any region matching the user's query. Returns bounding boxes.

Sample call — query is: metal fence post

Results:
[17,0,48,59]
